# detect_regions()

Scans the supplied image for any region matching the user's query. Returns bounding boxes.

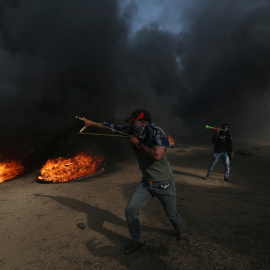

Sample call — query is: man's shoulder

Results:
[151,125,165,134]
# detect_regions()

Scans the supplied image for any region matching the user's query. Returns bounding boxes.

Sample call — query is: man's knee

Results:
[125,204,137,219]
[165,208,179,220]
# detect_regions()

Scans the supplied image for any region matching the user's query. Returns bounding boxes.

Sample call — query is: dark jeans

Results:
[125,177,184,242]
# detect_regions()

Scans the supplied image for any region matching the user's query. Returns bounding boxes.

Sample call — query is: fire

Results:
[168,135,175,146]
[38,152,105,183]
[0,160,25,183]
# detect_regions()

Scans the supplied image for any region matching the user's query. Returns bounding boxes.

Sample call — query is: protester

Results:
[82,109,188,254]
[204,123,234,182]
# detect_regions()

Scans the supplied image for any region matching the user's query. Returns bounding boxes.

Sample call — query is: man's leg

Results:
[222,152,230,180]
[154,180,184,234]
[125,180,152,243]
[206,152,221,177]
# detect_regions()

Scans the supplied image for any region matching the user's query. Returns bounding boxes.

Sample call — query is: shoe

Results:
[177,232,189,244]
[224,178,231,182]
[124,240,146,255]
[204,175,210,180]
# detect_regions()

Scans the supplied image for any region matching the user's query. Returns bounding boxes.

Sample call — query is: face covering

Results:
[128,122,172,148]
[130,125,147,139]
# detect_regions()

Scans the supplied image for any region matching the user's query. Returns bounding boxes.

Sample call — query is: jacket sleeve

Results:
[226,132,233,153]
[102,122,131,135]
[211,134,219,143]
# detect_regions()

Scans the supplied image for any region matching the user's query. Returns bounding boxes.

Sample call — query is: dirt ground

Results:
[0,139,269,270]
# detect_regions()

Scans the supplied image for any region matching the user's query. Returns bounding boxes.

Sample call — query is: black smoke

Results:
[174,0,270,140]
[0,0,269,164]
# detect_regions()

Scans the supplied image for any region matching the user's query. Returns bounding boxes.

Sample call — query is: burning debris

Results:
[0,160,25,183]
[38,152,105,183]
[168,135,175,147]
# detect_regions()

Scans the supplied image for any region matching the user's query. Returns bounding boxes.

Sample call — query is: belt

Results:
[147,180,162,186]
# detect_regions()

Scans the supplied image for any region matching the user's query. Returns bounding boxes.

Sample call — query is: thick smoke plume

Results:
[0,0,269,165]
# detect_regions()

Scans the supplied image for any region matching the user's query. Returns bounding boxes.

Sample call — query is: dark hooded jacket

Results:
[211,130,233,153]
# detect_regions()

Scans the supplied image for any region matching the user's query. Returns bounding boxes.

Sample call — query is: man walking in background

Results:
[204,123,234,182]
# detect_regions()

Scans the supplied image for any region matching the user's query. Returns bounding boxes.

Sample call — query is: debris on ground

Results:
[235,150,253,156]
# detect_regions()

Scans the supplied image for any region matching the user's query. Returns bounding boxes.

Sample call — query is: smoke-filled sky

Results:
[0,0,270,162]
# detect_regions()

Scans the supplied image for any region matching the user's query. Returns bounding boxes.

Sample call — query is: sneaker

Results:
[224,177,231,182]
[204,175,210,180]
[177,232,189,244]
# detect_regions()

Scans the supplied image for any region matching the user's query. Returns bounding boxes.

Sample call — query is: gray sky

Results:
[0,0,269,162]
[118,0,187,34]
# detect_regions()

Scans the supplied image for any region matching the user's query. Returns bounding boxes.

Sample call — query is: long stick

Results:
[79,132,128,137]
[76,116,130,137]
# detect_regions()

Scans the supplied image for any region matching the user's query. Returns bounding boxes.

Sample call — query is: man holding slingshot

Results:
[80,109,188,255]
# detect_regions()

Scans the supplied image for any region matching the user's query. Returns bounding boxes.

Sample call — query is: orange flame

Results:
[38,152,105,183]
[0,160,25,183]
[168,135,175,146]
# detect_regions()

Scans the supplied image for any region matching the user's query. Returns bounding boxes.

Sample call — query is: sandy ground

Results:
[0,139,270,270]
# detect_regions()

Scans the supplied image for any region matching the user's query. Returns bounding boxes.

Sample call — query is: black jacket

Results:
[211,131,233,153]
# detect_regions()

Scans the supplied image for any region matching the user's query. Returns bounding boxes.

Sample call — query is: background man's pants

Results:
[207,151,230,179]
